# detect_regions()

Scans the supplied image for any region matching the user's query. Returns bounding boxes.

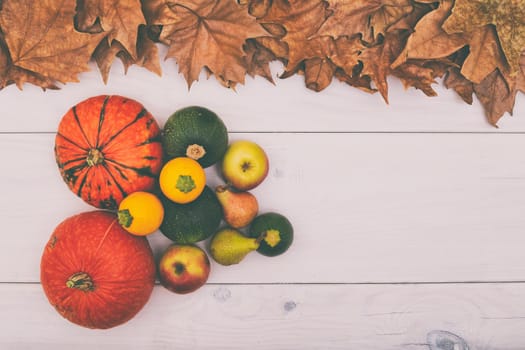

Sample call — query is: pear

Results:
[215,185,258,228]
[209,228,263,266]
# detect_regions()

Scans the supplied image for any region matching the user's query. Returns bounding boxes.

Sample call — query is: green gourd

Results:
[248,212,294,257]
[160,186,223,244]
[162,106,228,168]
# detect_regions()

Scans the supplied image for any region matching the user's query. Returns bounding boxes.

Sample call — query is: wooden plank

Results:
[0,61,523,133]
[2,282,525,349]
[2,132,525,283]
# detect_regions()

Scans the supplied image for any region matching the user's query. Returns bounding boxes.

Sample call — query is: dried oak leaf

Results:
[317,0,413,43]
[0,0,98,87]
[93,25,161,83]
[76,0,146,59]
[154,0,267,88]
[442,0,525,75]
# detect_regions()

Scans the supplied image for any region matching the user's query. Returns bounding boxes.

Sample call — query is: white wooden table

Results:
[2,58,525,349]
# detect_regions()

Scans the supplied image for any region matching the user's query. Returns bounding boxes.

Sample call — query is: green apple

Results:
[158,244,210,294]
[221,140,269,191]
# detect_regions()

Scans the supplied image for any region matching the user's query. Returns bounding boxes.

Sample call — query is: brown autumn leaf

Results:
[444,67,474,105]
[460,25,508,84]
[143,0,181,25]
[92,25,161,83]
[0,35,59,90]
[518,53,525,93]
[335,67,375,93]
[317,0,413,43]
[302,57,337,92]
[359,31,407,102]
[76,0,145,59]
[473,69,518,126]
[393,60,444,97]
[443,0,525,75]
[280,35,365,93]
[243,39,276,83]
[391,0,467,68]
[155,0,267,88]
[0,0,98,87]
[260,0,329,71]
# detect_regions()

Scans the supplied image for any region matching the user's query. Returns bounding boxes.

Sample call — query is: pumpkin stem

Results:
[66,272,95,292]
[186,144,206,161]
[86,148,104,166]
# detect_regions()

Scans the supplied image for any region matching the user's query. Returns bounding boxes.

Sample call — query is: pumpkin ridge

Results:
[72,106,94,148]
[95,96,110,148]
[136,134,162,146]
[75,168,90,198]
[61,162,88,185]
[60,156,89,167]
[104,158,157,178]
[100,162,128,198]
[99,108,148,149]
[56,133,89,151]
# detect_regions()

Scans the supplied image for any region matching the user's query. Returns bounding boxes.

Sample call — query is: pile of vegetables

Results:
[41,95,293,329]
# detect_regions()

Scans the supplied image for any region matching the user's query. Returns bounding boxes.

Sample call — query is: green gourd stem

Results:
[186,144,206,160]
[117,209,134,228]
[176,175,196,193]
[86,148,104,166]
[255,231,268,245]
[66,272,95,291]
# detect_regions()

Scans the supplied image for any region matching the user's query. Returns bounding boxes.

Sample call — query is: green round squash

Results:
[162,106,228,168]
[160,186,223,244]
[248,212,293,257]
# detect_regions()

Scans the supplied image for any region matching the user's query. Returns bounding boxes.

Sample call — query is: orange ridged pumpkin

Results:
[40,211,156,329]
[54,95,163,209]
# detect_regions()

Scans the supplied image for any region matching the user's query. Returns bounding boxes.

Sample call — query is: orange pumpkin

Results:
[40,211,156,329]
[54,95,163,209]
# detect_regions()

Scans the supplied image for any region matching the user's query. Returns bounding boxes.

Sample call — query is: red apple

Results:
[158,244,210,294]
[221,140,269,191]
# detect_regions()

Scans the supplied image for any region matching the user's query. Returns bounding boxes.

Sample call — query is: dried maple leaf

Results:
[391,0,467,68]
[393,60,443,97]
[335,67,375,93]
[444,68,474,104]
[394,1,508,84]
[474,69,518,126]
[460,25,507,84]
[443,0,525,74]
[359,31,406,102]
[260,0,329,70]
[0,0,98,86]
[93,26,161,83]
[155,0,267,88]
[317,0,413,43]
[143,0,181,25]
[76,0,145,59]
[243,39,276,83]
[0,36,58,90]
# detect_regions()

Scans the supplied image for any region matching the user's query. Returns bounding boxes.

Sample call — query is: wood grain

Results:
[2,132,525,283]
[2,283,524,349]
